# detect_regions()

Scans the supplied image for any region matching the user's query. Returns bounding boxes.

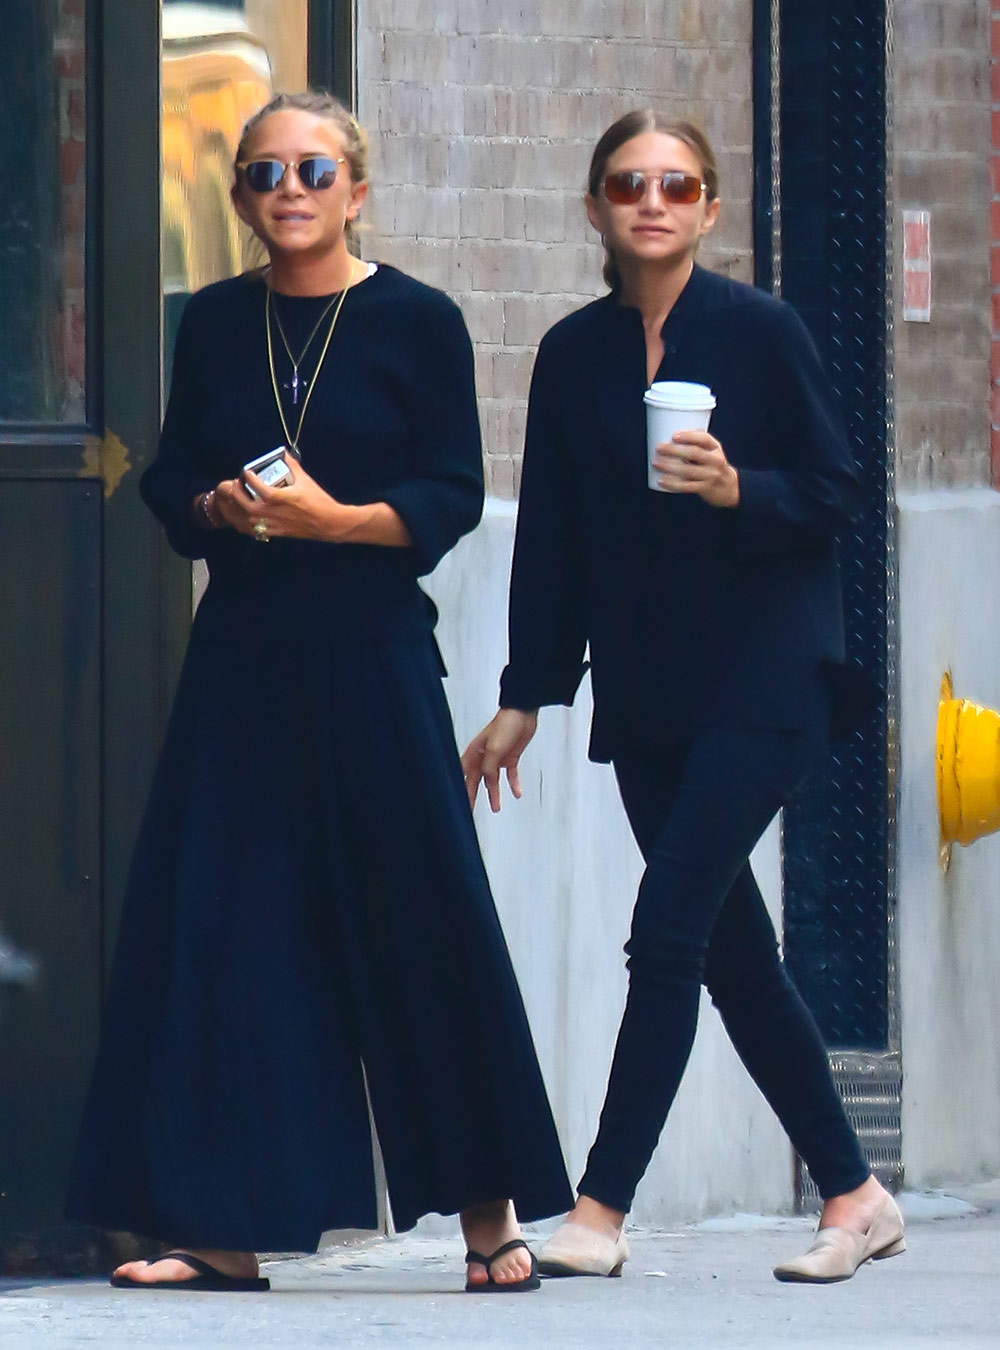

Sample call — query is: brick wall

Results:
[893,0,992,488]
[356,2,753,497]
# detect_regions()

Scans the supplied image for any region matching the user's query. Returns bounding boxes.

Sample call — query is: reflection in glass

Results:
[0,1,86,423]
[161,2,309,376]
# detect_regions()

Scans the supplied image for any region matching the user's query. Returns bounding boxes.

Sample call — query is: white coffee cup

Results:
[643,381,717,491]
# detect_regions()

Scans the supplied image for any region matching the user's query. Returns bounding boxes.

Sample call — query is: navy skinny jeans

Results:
[578,723,871,1213]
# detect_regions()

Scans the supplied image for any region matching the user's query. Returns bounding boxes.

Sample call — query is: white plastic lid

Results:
[644,380,716,409]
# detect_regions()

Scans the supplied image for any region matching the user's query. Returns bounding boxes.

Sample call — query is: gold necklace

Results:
[266,284,348,452]
[269,291,340,406]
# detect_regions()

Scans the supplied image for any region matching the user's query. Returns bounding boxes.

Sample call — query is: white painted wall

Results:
[896,490,1000,1187]
[425,501,793,1226]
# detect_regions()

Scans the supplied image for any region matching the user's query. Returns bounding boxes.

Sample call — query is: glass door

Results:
[161,2,310,370]
[0,0,101,1246]
[0,0,353,1255]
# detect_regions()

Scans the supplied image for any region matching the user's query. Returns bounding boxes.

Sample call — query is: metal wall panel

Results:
[778,1,893,1053]
[754,0,901,1204]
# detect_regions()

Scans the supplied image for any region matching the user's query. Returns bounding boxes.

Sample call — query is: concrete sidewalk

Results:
[2,1191,998,1348]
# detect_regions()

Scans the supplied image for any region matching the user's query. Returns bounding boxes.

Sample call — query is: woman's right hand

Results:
[211,476,270,537]
[461,709,539,813]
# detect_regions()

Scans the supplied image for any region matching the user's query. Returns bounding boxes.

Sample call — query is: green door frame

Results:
[0,0,167,1244]
[101,0,190,960]
[310,0,355,105]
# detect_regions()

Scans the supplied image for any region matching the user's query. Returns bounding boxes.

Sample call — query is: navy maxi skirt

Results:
[67,632,572,1251]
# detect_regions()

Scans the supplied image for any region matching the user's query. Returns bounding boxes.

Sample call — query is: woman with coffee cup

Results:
[68,91,572,1294]
[462,110,903,1284]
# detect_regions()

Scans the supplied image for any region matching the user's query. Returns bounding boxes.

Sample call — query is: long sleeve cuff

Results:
[382,479,482,576]
[141,469,219,560]
[734,468,782,555]
[498,660,589,712]
[733,466,857,558]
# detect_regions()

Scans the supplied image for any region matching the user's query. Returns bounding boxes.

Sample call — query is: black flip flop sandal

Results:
[465,1238,540,1293]
[110,1251,270,1291]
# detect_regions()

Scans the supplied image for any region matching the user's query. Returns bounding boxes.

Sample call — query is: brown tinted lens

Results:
[660,173,703,204]
[604,171,644,204]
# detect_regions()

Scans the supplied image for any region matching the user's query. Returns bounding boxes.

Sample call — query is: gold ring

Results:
[252,519,270,541]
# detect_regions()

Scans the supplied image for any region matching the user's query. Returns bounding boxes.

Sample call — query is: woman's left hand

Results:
[651,430,740,508]
[214,459,350,542]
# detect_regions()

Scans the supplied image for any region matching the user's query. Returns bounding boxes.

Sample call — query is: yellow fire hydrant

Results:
[936,671,1000,868]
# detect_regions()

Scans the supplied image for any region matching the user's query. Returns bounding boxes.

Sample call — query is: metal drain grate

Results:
[796,1051,903,1210]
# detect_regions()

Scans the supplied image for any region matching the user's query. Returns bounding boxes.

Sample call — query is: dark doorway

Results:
[0,0,353,1257]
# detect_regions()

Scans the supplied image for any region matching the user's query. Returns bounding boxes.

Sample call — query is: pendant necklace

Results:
[268,289,340,406]
[266,283,349,453]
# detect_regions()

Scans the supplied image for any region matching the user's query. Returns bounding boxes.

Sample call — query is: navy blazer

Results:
[499,265,866,762]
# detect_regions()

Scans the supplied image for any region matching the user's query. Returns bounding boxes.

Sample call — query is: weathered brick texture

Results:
[357,2,753,496]
[893,0,992,488]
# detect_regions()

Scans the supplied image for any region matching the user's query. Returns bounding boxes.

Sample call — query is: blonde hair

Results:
[234,91,368,255]
[587,111,720,289]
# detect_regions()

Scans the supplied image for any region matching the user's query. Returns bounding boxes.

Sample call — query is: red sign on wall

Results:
[902,210,931,322]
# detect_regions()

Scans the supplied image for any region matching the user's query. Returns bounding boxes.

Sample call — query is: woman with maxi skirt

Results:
[67,92,572,1293]
[462,111,905,1286]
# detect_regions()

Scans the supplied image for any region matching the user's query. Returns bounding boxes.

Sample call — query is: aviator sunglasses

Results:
[237,155,346,193]
[603,170,707,206]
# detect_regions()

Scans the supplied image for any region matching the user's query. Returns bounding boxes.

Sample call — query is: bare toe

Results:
[461,1200,532,1287]
[113,1257,197,1285]
[465,1260,489,1286]
[112,1250,257,1285]
[492,1250,531,1283]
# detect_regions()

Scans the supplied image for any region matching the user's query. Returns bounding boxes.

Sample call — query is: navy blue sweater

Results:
[141,265,484,645]
[499,264,865,761]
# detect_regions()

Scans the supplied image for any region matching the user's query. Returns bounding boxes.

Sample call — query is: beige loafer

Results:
[773,1192,905,1283]
[536,1220,629,1278]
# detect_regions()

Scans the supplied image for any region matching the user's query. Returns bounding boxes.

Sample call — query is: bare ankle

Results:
[460,1199,520,1256]
[571,1195,625,1237]
[819,1176,887,1232]
[461,1199,510,1226]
